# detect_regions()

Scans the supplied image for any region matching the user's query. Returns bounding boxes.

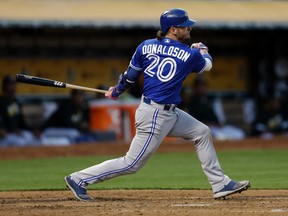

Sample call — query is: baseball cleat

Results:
[64,175,93,202]
[213,180,251,199]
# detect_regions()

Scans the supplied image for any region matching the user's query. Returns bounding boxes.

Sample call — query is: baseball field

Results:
[0,136,288,216]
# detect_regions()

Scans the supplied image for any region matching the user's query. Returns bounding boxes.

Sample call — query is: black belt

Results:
[143,97,176,111]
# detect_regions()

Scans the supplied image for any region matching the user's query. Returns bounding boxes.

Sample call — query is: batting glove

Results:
[105,86,121,100]
[191,42,208,51]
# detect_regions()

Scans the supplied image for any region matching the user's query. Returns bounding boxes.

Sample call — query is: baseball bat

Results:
[15,74,108,94]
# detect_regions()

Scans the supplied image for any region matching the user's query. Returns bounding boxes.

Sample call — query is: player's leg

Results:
[168,109,250,198]
[68,102,177,187]
[168,108,232,193]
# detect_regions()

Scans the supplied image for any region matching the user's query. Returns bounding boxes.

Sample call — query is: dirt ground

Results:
[1,190,288,216]
[1,136,288,216]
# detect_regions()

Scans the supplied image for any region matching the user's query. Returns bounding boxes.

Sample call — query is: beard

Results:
[179,36,192,45]
[182,38,192,45]
[177,32,192,45]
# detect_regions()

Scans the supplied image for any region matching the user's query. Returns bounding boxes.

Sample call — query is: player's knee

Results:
[197,124,211,136]
[125,163,143,174]
[127,166,139,174]
[123,157,142,174]
[201,124,211,136]
[197,124,212,139]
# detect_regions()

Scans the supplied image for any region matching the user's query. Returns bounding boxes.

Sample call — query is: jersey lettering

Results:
[142,44,190,62]
[130,38,207,104]
[144,54,159,77]
[144,54,177,82]
[157,57,177,82]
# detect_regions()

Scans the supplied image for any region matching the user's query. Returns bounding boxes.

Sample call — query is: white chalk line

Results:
[172,204,288,213]
[187,196,288,200]
[172,203,211,207]
[172,196,288,213]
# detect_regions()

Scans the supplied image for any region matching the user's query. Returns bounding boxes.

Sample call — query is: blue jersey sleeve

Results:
[191,50,206,73]
[130,44,143,71]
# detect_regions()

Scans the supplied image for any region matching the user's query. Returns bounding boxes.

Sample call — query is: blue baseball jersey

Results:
[130,38,206,105]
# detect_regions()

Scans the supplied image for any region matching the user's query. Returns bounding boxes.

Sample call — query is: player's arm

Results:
[106,44,144,100]
[105,67,142,100]
[191,42,213,72]
[200,48,212,71]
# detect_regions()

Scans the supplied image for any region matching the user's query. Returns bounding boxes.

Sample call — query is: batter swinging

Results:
[64,8,250,201]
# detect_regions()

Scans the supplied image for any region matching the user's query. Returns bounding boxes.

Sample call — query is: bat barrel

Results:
[16,74,66,88]
[15,74,108,94]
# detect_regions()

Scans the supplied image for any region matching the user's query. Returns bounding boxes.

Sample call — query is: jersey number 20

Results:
[144,54,177,82]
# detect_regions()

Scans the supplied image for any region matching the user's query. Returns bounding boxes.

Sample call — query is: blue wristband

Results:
[112,87,121,98]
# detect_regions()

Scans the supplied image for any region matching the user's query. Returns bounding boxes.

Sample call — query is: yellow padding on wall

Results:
[0,59,129,94]
[0,57,248,95]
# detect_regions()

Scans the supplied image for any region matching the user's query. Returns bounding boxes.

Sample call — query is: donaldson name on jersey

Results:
[142,44,191,63]
[130,38,206,105]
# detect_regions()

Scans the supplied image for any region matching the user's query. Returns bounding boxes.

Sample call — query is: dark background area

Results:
[1,25,287,97]
[1,24,288,135]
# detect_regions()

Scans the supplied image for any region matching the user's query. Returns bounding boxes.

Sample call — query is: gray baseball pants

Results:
[70,98,231,193]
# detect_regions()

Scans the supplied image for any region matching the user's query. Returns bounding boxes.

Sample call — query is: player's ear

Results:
[167,27,176,35]
[171,27,179,36]
[169,27,176,32]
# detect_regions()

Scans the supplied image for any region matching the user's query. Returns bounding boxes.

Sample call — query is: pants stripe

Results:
[78,108,159,186]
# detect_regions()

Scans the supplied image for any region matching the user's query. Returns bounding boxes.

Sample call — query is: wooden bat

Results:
[15,74,108,94]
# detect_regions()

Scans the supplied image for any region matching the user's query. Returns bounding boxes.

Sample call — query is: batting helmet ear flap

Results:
[160,8,196,33]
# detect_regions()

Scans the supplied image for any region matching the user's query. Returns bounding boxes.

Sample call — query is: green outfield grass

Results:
[0,149,287,191]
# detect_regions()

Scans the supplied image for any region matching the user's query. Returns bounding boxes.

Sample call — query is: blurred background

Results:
[1,0,288,146]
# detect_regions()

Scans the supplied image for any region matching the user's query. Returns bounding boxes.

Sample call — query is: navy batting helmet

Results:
[160,8,196,33]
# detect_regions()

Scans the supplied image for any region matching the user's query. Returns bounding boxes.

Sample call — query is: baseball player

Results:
[64,8,250,201]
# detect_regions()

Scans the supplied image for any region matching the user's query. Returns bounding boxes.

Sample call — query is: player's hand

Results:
[191,42,208,51]
[105,86,120,100]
